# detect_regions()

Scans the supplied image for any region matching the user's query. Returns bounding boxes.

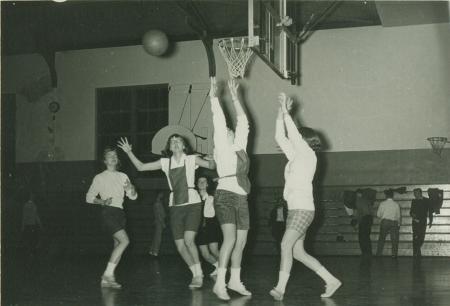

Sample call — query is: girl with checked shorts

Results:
[270,93,342,301]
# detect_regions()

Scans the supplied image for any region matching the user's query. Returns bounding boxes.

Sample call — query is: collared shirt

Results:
[160,154,201,207]
[86,170,137,209]
[211,97,249,195]
[377,198,401,223]
[275,117,316,210]
[201,193,215,218]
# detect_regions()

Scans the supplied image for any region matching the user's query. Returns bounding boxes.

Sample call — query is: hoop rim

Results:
[427,136,448,142]
[217,36,251,49]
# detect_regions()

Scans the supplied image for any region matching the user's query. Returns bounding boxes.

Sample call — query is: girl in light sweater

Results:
[86,147,138,289]
[270,93,341,301]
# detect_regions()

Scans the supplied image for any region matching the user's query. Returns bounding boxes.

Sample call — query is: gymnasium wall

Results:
[3,23,450,257]
[3,23,449,162]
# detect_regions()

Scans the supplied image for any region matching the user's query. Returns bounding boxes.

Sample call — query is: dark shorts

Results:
[101,206,126,235]
[286,209,314,238]
[169,203,203,240]
[214,189,250,230]
[196,217,222,245]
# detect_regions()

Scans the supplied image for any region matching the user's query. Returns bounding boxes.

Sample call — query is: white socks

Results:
[315,266,339,284]
[229,267,241,284]
[190,263,203,277]
[216,267,227,287]
[104,262,117,277]
[189,265,196,276]
[275,271,290,293]
[194,263,203,277]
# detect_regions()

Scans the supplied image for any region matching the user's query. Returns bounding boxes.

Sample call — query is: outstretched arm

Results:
[195,154,216,169]
[229,79,249,149]
[278,93,310,153]
[117,137,162,171]
[209,77,228,148]
[275,107,295,160]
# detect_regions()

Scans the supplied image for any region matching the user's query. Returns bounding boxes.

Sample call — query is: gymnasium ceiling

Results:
[2,0,449,56]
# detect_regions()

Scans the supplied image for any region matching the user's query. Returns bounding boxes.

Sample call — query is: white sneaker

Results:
[188,276,203,289]
[270,287,284,301]
[321,280,342,298]
[100,275,122,289]
[213,284,230,301]
[227,281,252,296]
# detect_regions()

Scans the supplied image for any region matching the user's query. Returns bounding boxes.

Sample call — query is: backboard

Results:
[249,0,300,84]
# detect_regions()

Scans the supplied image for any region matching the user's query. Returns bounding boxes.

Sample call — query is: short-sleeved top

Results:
[160,154,201,207]
[86,170,137,209]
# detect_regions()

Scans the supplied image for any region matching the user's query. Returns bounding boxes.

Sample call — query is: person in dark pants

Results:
[376,189,401,258]
[353,190,373,257]
[410,188,433,257]
[269,199,288,253]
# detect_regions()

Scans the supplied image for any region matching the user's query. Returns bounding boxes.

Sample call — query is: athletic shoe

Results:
[188,276,203,289]
[269,288,284,301]
[227,281,252,296]
[213,284,230,301]
[321,280,342,298]
[101,275,122,289]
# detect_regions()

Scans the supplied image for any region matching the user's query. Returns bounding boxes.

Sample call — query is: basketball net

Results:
[217,37,253,79]
[427,137,448,156]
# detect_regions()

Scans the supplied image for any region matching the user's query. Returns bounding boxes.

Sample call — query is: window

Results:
[96,84,168,173]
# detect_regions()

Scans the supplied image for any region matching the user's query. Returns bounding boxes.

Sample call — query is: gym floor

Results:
[3,253,449,306]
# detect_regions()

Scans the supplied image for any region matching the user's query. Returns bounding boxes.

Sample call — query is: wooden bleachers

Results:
[250,184,450,256]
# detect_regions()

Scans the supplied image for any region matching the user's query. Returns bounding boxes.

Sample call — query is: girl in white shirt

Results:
[86,147,137,289]
[270,94,341,301]
[209,78,252,300]
[118,135,215,289]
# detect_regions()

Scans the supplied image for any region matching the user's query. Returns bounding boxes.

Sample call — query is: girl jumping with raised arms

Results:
[270,93,342,300]
[209,78,252,301]
[117,134,215,289]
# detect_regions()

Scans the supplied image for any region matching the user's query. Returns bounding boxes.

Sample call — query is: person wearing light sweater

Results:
[269,93,341,301]
[376,189,402,258]
[86,147,137,289]
[209,78,252,301]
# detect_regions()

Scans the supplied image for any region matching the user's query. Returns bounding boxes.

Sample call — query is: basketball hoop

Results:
[217,37,254,79]
[427,137,449,156]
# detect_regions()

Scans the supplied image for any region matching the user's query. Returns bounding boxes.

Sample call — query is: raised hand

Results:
[210,77,218,98]
[124,179,133,192]
[117,137,132,153]
[228,79,239,100]
[277,93,293,114]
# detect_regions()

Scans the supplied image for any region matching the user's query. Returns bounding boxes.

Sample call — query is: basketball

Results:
[142,30,169,56]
